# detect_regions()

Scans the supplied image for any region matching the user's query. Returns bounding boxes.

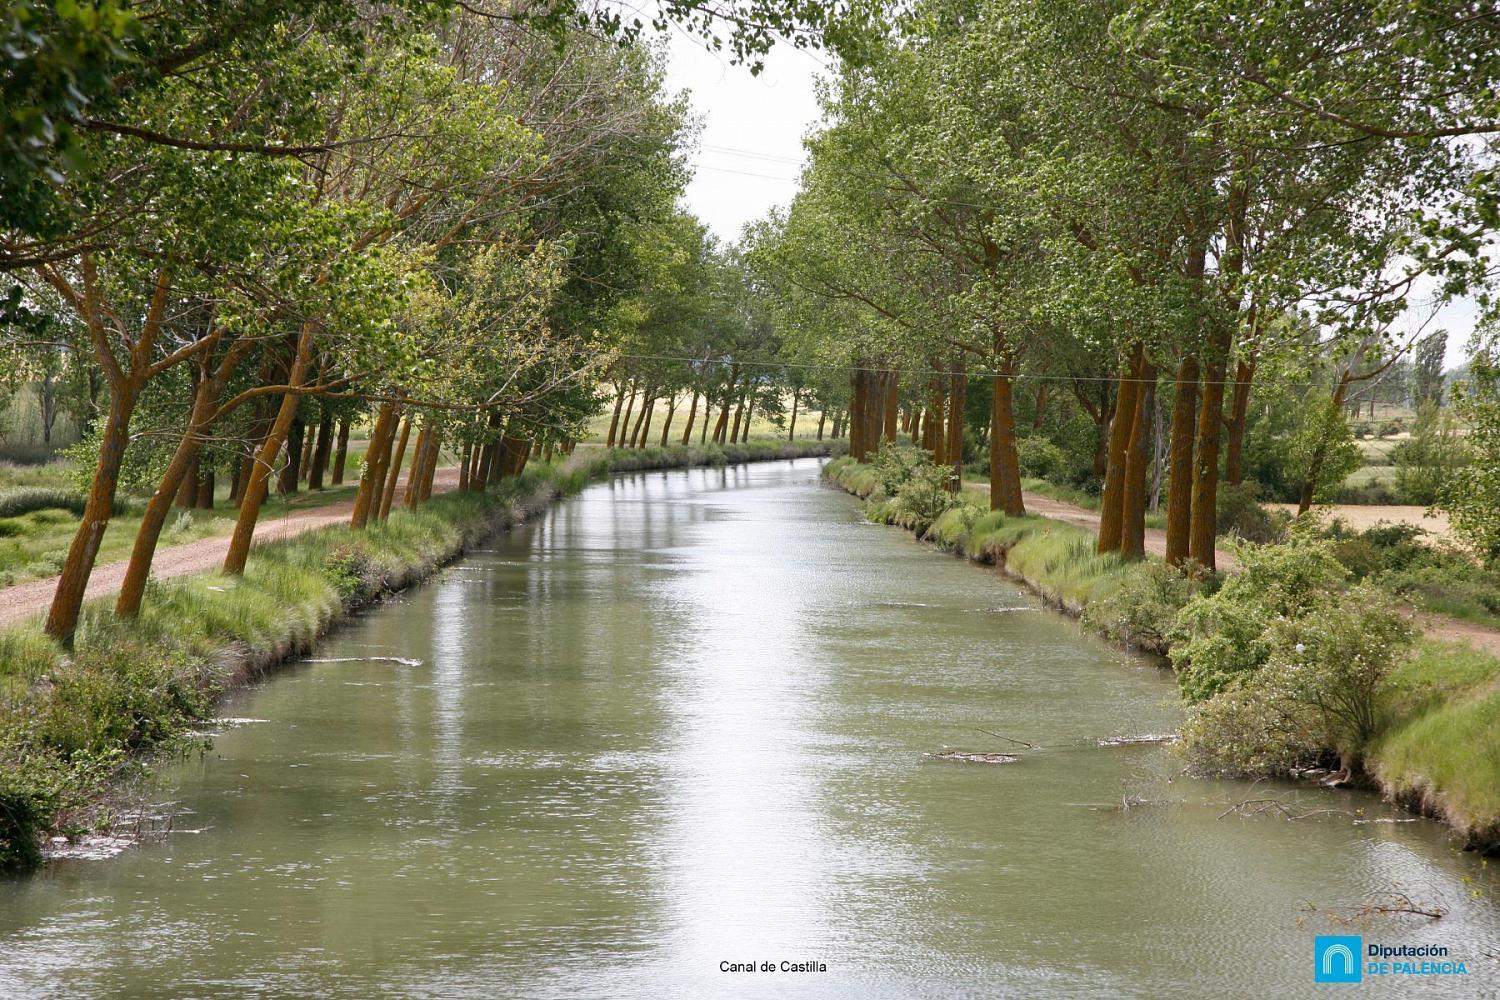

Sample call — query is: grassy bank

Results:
[825,455,1500,851]
[0,438,840,871]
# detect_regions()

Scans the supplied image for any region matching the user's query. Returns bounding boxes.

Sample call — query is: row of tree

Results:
[748,0,1497,571]
[1,1,845,643]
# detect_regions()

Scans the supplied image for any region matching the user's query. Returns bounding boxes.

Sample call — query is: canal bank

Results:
[1,457,1494,998]
[0,441,842,871]
[822,455,1500,855]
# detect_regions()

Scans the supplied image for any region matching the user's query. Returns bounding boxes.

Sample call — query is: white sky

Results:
[659,30,1482,368]
[662,28,826,245]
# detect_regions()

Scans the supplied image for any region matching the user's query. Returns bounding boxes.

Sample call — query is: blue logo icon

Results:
[1316,935,1363,983]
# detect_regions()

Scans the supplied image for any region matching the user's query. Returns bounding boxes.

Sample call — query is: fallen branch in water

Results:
[1300,891,1448,923]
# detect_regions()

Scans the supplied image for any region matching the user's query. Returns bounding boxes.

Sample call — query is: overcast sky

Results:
[659,31,1481,368]
[662,28,825,245]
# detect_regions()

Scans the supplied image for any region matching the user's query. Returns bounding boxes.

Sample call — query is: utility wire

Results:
[610,350,1412,391]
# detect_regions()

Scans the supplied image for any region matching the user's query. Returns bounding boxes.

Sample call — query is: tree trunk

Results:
[1097,344,1143,554]
[458,441,472,492]
[278,415,304,495]
[223,333,314,575]
[607,381,628,448]
[406,427,432,508]
[378,416,412,520]
[418,429,441,500]
[175,453,198,508]
[196,465,215,509]
[1189,325,1233,570]
[298,426,315,483]
[1121,358,1156,560]
[46,390,136,641]
[1225,358,1256,486]
[117,373,229,618]
[1164,354,1200,566]
[788,387,800,441]
[681,390,699,445]
[619,383,639,448]
[331,418,350,485]
[629,390,653,448]
[944,361,967,490]
[350,402,398,530]
[660,395,678,445]
[816,407,826,441]
[990,368,1025,515]
[308,412,333,490]
[883,372,899,443]
[730,389,747,445]
[639,395,657,447]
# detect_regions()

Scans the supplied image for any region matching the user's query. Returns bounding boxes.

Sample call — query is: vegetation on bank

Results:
[826,453,1500,850]
[0,441,838,872]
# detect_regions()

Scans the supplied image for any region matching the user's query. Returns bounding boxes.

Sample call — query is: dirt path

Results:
[968,484,1237,566]
[971,484,1500,655]
[0,468,460,629]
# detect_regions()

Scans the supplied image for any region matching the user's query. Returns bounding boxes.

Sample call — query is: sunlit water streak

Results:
[1,458,1496,998]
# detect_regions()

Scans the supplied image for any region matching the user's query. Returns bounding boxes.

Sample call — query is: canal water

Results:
[2,458,1496,997]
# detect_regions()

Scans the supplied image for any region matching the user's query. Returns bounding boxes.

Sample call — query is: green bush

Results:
[0,487,85,518]
[890,461,960,533]
[1016,436,1069,481]
[1082,559,1205,654]
[1215,482,1287,544]
[1170,534,1350,702]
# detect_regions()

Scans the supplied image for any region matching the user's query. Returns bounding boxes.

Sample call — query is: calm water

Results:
[2,458,1497,997]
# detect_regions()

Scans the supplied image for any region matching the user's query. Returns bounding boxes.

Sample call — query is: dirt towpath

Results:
[0,467,459,628]
[968,484,1500,657]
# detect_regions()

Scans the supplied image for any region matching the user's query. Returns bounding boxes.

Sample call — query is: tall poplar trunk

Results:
[618,383,638,449]
[788,387,800,441]
[47,395,134,639]
[1189,325,1232,570]
[660,395,678,445]
[308,412,333,490]
[1121,359,1157,560]
[629,390,653,448]
[1097,344,1143,554]
[607,381,628,448]
[816,408,826,440]
[639,395,657,447]
[331,418,350,485]
[989,367,1025,516]
[883,373,899,443]
[378,417,412,521]
[407,427,432,508]
[350,402,398,530]
[1165,354,1200,566]
[1225,358,1256,486]
[849,370,868,460]
[944,361,967,490]
[730,390,747,445]
[458,442,472,492]
[278,415,304,495]
[681,391,699,445]
[223,331,314,575]
[298,427,314,483]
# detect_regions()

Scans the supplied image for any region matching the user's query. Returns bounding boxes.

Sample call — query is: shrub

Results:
[1016,436,1069,481]
[0,487,85,518]
[1215,481,1286,544]
[1180,683,1328,777]
[1082,559,1205,654]
[1262,582,1416,762]
[890,461,960,534]
[1170,534,1350,701]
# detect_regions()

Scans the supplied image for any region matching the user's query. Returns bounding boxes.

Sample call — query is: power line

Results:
[612,351,1347,389]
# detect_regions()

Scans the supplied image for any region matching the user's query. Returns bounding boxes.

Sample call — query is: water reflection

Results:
[0,459,1496,999]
